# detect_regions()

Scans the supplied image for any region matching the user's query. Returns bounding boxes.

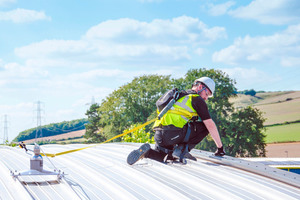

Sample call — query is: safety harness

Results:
[157,123,192,163]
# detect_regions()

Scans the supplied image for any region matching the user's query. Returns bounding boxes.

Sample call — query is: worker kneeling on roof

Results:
[127,77,225,165]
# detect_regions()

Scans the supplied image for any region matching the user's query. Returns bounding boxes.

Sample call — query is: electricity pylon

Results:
[34,101,45,141]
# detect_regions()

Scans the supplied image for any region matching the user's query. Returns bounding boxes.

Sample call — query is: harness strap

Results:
[156,144,173,154]
[178,123,191,162]
[156,144,175,162]
[183,123,191,143]
[179,144,189,163]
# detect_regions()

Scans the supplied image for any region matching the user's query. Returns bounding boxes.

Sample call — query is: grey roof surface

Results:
[243,157,300,167]
[1,143,300,200]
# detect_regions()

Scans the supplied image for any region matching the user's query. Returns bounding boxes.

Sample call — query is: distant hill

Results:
[22,129,86,144]
[14,118,88,142]
[229,91,300,126]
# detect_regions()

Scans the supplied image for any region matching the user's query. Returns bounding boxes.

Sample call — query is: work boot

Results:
[184,152,197,161]
[127,143,151,165]
[172,145,197,162]
[172,145,184,159]
[172,145,187,164]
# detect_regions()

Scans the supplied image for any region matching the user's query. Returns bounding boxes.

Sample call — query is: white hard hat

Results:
[194,77,215,97]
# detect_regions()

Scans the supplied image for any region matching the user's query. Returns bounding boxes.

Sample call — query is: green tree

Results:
[98,74,171,140]
[122,123,155,144]
[244,89,256,96]
[84,103,106,143]
[223,107,266,157]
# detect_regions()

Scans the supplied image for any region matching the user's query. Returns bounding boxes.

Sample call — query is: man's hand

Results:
[215,146,225,156]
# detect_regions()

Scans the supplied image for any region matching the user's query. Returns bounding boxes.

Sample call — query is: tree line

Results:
[236,89,257,96]
[85,68,266,157]
[13,118,88,142]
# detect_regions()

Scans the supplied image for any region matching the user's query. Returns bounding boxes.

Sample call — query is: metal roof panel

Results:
[1,143,300,199]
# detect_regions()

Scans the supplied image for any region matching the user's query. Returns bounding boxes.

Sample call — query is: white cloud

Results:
[222,67,280,90]
[0,102,35,139]
[224,67,264,80]
[16,40,190,63]
[2,62,48,79]
[15,16,226,66]
[281,57,300,67]
[15,40,88,58]
[0,8,51,23]
[194,48,204,56]
[85,16,226,44]
[0,102,33,112]
[207,0,300,25]
[0,58,4,67]
[0,80,6,86]
[66,69,126,81]
[0,0,15,6]
[212,24,300,66]
[228,0,300,25]
[208,1,236,16]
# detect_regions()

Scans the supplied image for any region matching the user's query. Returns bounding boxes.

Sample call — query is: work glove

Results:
[214,146,225,156]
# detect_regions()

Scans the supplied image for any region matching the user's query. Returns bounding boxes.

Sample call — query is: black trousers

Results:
[145,122,209,162]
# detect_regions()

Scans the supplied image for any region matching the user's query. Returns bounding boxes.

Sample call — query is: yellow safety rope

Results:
[41,118,157,158]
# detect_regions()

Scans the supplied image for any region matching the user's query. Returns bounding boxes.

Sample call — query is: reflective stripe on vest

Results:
[153,94,199,128]
[174,95,194,113]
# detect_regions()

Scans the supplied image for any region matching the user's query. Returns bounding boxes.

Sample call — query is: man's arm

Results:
[203,118,223,148]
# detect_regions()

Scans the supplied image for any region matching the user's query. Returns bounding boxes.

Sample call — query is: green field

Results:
[265,123,300,143]
[255,99,300,125]
[230,91,300,143]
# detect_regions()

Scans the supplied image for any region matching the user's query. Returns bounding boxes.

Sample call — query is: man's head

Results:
[192,77,215,100]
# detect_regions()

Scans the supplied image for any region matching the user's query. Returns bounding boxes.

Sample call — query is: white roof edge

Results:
[192,149,300,189]
[270,165,300,168]
[243,157,300,161]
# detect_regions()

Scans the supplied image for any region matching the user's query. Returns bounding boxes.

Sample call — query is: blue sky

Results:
[1,0,300,141]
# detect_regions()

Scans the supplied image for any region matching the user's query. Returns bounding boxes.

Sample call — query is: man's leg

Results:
[145,129,176,162]
[188,122,209,150]
[144,146,167,162]
[126,130,166,165]
[126,128,179,165]
[126,143,172,164]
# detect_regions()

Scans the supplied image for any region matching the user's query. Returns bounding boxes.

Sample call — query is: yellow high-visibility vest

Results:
[153,94,199,128]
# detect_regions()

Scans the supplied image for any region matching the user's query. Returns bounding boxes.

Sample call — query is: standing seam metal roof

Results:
[1,143,300,200]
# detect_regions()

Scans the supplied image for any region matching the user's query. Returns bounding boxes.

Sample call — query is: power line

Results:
[91,96,95,105]
[85,96,97,106]
[34,101,45,141]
